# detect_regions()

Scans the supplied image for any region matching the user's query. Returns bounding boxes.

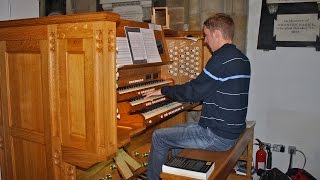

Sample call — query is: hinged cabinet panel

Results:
[0,12,120,179]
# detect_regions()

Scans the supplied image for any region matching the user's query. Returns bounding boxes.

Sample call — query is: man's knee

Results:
[151,128,167,145]
[152,129,161,142]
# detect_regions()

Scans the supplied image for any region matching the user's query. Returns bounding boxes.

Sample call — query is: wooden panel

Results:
[117,66,162,87]
[11,137,47,180]
[0,25,47,41]
[6,40,40,53]
[61,146,106,169]
[127,143,151,169]
[67,39,83,51]
[1,38,52,179]
[0,12,120,28]
[67,53,86,138]
[7,53,44,133]
[60,46,88,150]
[77,160,121,180]
[57,22,94,39]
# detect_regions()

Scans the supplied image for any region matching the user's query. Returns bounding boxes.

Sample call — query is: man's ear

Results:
[213,30,222,39]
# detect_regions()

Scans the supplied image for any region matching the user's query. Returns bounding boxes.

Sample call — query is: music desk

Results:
[161,121,255,180]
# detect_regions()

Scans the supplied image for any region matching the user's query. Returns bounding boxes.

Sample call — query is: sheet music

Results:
[140,28,162,63]
[127,31,147,61]
[125,26,162,64]
[116,37,133,65]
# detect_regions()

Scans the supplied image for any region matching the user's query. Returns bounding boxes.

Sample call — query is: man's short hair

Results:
[203,13,234,40]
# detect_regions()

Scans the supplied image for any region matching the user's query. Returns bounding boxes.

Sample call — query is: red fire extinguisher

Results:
[255,139,267,171]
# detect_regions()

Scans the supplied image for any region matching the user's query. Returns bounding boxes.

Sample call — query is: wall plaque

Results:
[257,0,320,51]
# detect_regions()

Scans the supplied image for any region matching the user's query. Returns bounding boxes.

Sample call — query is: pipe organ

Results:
[0,12,206,180]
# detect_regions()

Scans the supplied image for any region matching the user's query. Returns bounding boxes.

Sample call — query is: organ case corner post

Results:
[48,25,64,180]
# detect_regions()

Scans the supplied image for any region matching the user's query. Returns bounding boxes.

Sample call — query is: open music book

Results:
[162,156,215,180]
[117,26,162,65]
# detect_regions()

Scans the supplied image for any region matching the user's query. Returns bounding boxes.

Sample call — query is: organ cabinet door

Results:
[0,24,54,179]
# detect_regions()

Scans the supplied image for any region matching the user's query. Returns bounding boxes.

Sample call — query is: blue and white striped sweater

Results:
[162,44,251,139]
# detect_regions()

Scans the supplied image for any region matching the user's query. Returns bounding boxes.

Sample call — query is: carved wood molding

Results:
[0,136,4,149]
[49,32,56,53]
[53,150,61,165]
[63,163,76,180]
[108,29,115,52]
[6,40,40,52]
[95,29,103,53]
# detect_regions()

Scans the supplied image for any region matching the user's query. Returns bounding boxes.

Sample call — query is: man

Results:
[146,13,251,179]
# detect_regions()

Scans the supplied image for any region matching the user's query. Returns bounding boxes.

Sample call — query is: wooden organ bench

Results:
[161,121,256,180]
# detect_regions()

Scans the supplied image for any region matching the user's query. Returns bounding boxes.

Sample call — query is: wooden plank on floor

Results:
[114,153,133,179]
[119,148,142,171]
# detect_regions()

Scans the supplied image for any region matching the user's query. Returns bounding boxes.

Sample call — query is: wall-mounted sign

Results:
[274,14,319,41]
[267,0,320,3]
[257,0,320,51]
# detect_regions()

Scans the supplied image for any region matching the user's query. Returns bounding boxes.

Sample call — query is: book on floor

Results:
[162,156,215,180]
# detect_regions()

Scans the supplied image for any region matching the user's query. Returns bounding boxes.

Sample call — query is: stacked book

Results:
[162,156,215,180]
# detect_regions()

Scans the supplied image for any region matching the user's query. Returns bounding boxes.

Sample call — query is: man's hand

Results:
[144,89,162,99]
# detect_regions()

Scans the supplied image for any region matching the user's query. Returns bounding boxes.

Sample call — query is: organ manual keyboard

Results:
[116,65,196,128]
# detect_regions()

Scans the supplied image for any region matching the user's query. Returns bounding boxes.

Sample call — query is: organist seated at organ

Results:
[143,13,251,180]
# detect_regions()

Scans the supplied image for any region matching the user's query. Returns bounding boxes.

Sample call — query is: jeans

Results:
[147,123,237,180]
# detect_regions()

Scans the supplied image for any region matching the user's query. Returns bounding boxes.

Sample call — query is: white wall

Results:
[0,0,38,21]
[0,0,10,21]
[247,0,320,178]
[9,0,39,20]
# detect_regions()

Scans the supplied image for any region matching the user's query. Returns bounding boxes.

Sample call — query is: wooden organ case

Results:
[0,12,120,180]
[0,12,208,180]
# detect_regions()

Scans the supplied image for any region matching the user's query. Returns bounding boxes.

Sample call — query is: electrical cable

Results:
[296,149,306,169]
[288,150,293,171]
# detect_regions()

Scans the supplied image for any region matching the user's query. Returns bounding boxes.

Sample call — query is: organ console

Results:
[0,12,207,180]
[114,20,202,133]
[112,21,207,180]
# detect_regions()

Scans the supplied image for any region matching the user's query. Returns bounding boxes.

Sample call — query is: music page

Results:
[140,28,162,63]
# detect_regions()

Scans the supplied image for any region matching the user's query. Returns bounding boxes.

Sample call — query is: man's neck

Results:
[215,39,233,51]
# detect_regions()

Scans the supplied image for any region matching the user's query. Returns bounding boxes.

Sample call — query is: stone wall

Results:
[163,0,248,52]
